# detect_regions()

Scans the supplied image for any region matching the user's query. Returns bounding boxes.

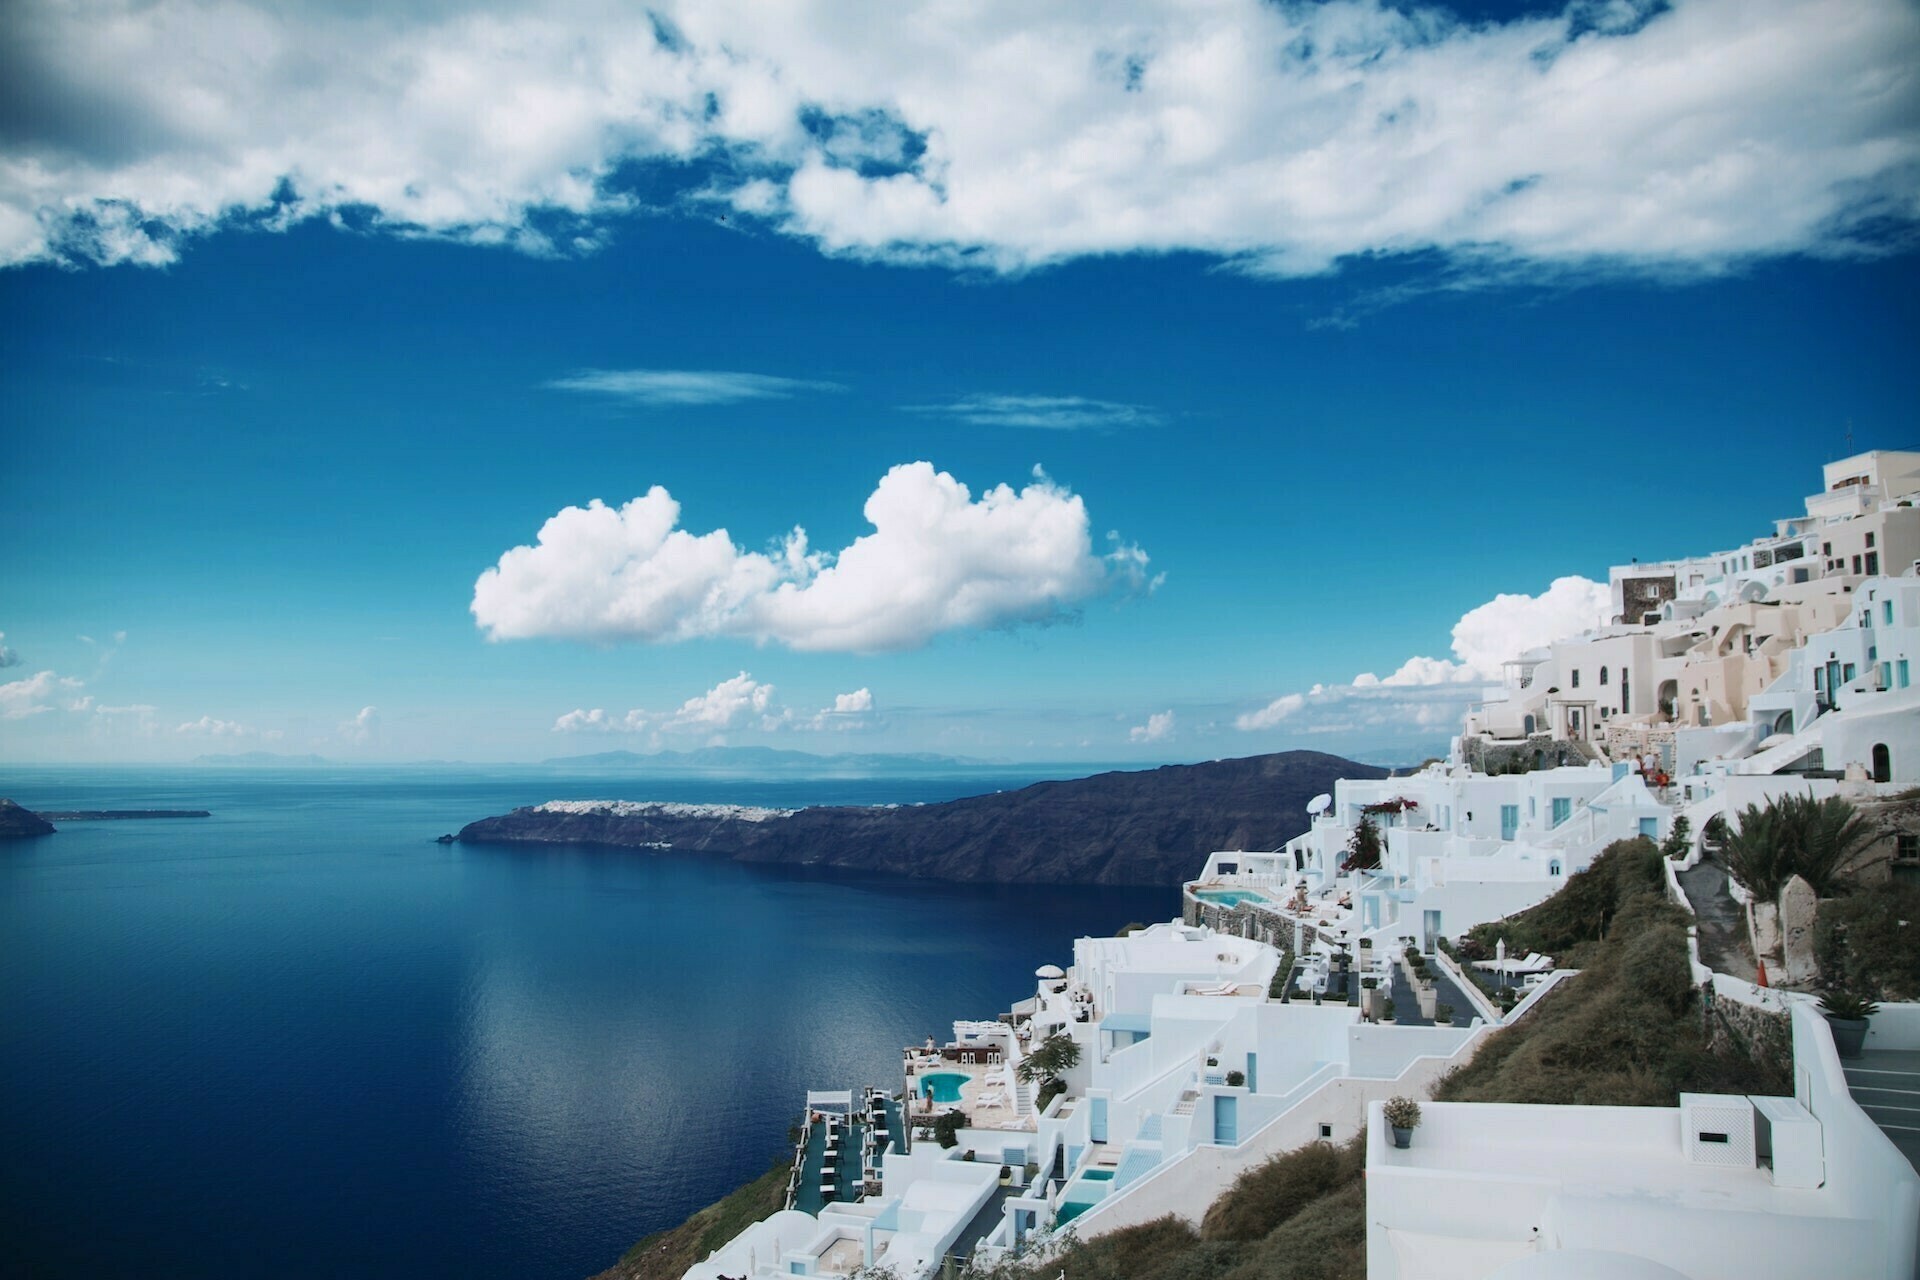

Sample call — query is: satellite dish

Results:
[1307,793,1332,815]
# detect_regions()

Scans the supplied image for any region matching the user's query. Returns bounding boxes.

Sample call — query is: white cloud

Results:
[909,394,1161,430]
[553,707,613,733]
[340,705,380,743]
[546,369,845,406]
[831,688,873,715]
[554,673,791,737]
[666,672,775,730]
[0,633,20,668]
[473,461,1150,653]
[1240,575,1611,739]
[1350,576,1611,687]
[1235,692,1305,731]
[175,714,250,737]
[0,670,84,719]
[1129,709,1175,743]
[4,1,1913,278]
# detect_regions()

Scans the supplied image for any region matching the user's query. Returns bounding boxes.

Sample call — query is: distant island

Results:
[0,800,56,839]
[35,810,211,821]
[539,746,994,771]
[193,752,333,766]
[457,750,1386,887]
[0,801,212,838]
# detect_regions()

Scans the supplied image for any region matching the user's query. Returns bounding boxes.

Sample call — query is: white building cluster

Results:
[680,452,1920,1280]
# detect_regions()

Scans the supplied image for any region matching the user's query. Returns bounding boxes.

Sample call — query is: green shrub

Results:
[1815,882,1920,1000]
[1200,1139,1357,1243]
[933,1109,967,1148]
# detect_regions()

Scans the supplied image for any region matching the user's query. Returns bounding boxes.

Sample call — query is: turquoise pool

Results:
[1080,1168,1114,1181]
[918,1072,970,1104]
[1195,888,1270,908]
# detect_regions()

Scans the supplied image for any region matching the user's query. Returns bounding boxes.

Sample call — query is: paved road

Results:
[1676,858,1757,983]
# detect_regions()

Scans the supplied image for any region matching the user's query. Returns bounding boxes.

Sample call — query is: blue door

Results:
[1245,1052,1258,1093]
[1500,804,1519,840]
[1213,1095,1238,1145]
[1551,797,1571,828]
[1639,817,1659,839]
[1089,1096,1108,1143]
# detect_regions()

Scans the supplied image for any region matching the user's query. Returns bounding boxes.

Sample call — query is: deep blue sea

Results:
[0,766,1171,1280]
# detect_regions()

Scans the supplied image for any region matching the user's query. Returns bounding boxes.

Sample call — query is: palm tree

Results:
[1721,794,1876,898]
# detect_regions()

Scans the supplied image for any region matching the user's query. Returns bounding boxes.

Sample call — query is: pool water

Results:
[1080,1168,1114,1181]
[1195,888,1270,908]
[918,1072,970,1104]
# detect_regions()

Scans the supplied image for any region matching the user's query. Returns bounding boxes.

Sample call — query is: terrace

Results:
[903,1047,1029,1131]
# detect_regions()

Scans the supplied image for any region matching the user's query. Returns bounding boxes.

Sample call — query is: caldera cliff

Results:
[456,750,1389,887]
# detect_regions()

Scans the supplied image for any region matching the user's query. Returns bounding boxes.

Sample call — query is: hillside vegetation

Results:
[590,1161,787,1280]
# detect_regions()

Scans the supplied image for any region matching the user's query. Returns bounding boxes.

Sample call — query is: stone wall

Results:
[1461,733,1586,775]
[1701,978,1792,1075]
[1182,895,1300,951]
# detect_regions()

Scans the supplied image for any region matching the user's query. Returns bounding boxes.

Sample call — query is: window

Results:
[1867,532,1876,548]
[1900,660,1911,689]
[1845,663,1857,682]
[1600,667,1609,685]
[1886,602,1895,625]
[1621,668,1629,714]
[1550,859,1562,877]
[1899,834,1919,863]
[1571,669,1581,689]
[1551,797,1571,828]
[1824,542,1832,555]
[1868,552,1880,575]
[1881,663,1892,688]
[1855,555,1863,574]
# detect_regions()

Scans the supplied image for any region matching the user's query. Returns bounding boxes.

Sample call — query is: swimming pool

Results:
[918,1072,970,1104]
[1194,888,1270,908]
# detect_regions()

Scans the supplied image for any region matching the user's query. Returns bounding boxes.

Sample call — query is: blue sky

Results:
[2,0,1916,765]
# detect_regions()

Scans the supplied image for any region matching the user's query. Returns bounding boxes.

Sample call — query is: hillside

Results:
[457,751,1386,887]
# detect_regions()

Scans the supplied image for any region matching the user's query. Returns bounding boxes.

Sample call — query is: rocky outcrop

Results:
[458,751,1388,887]
[0,799,56,839]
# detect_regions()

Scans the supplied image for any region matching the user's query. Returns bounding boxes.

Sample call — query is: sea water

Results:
[0,766,1171,1279]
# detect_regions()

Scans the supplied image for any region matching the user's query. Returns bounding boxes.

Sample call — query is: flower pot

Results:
[1391,1125,1412,1149]
[1828,1015,1869,1059]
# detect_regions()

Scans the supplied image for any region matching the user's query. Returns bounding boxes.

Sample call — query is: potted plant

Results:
[1226,1069,1246,1087]
[1434,1003,1454,1026]
[1820,989,1880,1059]
[1384,1096,1421,1148]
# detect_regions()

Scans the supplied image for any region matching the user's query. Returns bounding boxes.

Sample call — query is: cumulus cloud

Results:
[175,714,251,737]
[1129,709,1175,743]
[3,1,1914,278]
[473,461,1150,653]
[831,688,873,715]
[1350,576,1612,687]
[909,394,1161,431]
[554,707,616,733]
[340,705,380,743]
[665,672,775,730]
[546,369,845,406]
[1235,692,1305,731]
[1240,575,1612,738]
[0,633,20,668]
[0,670,84,718]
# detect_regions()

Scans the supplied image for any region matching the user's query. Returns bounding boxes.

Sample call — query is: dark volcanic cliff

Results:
[457,751,1388,887]
[0,799,56,839]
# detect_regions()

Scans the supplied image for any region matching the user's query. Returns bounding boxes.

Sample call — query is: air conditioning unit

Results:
[1680,1093,1756,1168]
[1751,1095,1824,1188]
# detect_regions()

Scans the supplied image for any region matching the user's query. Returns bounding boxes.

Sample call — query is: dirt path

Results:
[1676,858,1757,983]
